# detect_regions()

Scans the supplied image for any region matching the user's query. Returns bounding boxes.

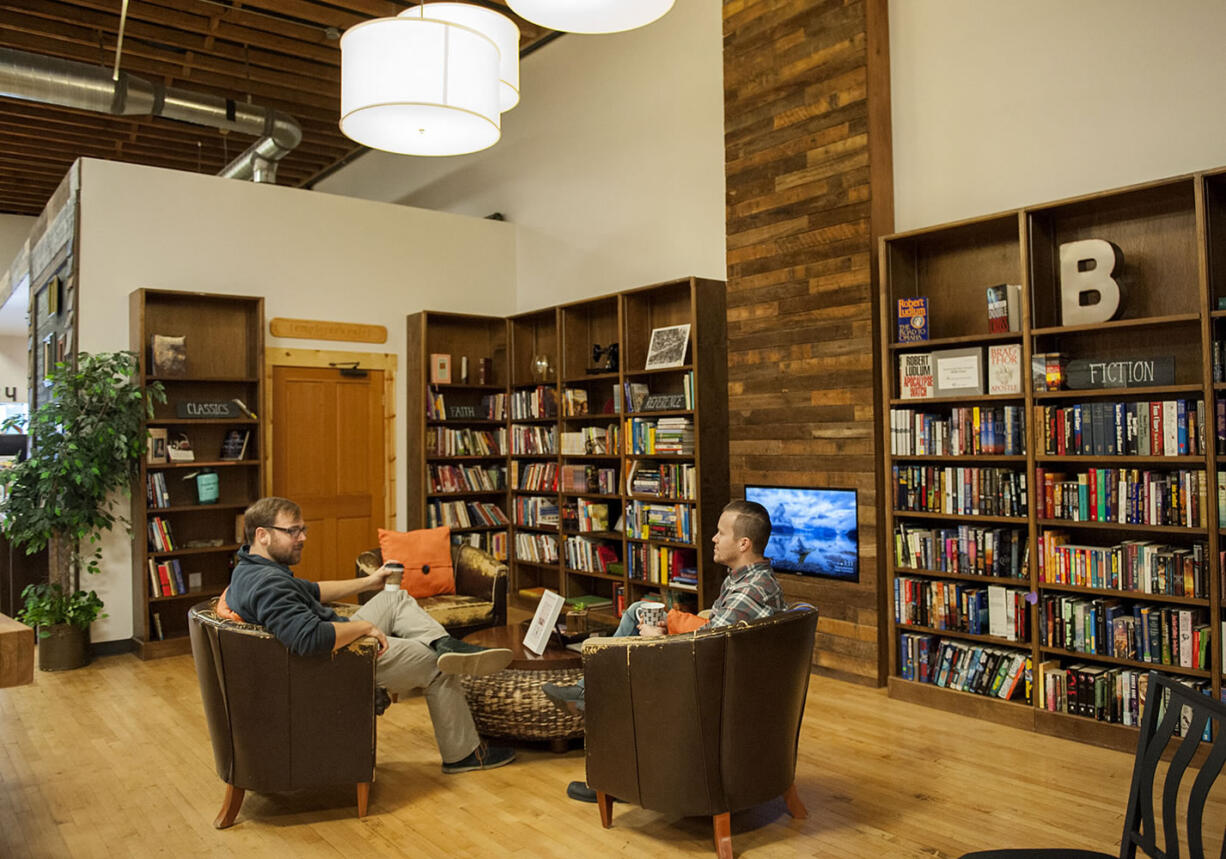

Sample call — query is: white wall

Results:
[0,214,33,269]
[0,335,27,404]
[890,0,1226,232]
[316,0,726,311]
[77,158,516,642]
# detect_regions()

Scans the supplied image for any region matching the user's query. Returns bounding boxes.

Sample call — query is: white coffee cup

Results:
[383,561,404,592]
[637,600,667,627]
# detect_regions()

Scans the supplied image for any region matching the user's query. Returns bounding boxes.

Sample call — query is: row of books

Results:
[147,516,176,552]
[626,416,694,455]
[888,405,1025,456]
[561,388,592,416]
[1037,532,1209,598]
[563,535,619,573]
[560,424,619,455]
[897,633,1030,702]
[1034,467,1205,527]
[561,464,617,495]
[426,427,505,457]
[145,471,172,509]
[1038,597,1209,670]
[894,578,1030,642]
[453,529,508,561]
[625,501,694,543]
[1037,661,1209,736]
[618,374,695,413]
[146,557,191,598]
[627,543,698,586]
[426,391,506,421]
[625,460,695,498]
[425,500,509,529]
[1033,399,1204,457]
[514,461,557,491]
[892,523,1027,579]
[511,425,556,455]
[513,496,558,528]
[428,463,506,493]
[570,497,611,532]
[514,532,558,564]
[510,386,557,420]
[892,465,1027,517]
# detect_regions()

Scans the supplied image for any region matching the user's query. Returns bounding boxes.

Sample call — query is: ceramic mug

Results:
[637,600,667,628]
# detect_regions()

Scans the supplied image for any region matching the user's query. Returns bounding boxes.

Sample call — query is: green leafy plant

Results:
[16,583,106,634]
[0,351,165,597]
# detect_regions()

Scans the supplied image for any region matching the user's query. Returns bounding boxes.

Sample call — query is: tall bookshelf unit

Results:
[130,289,264,659]
[406,278,728,625]
[879,172,1226,749]
[406,312,511,559]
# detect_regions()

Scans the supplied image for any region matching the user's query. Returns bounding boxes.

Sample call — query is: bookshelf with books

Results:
[407,312,510,560]
[129,289,264,659]
[880,172,1226,750]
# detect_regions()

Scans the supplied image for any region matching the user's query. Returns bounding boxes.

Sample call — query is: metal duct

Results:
[0,47,302,183]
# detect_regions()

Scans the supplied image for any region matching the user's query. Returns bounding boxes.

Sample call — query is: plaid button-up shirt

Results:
[707,561,786,627]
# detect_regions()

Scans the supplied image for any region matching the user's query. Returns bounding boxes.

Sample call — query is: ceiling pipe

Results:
[0,46,302,183]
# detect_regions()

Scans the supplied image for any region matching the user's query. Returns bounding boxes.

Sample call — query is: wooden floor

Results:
[0,651,1216,858]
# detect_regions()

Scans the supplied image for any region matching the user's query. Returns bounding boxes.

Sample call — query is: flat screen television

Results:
[744,484,859,582]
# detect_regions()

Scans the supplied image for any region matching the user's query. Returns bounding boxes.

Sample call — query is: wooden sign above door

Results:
[269,317,387,344]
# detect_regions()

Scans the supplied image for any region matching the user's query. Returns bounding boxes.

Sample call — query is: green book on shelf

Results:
[566,593,613,610]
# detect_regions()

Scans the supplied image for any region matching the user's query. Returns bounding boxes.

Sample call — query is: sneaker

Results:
[432,636,513,677]
[542,682,585,715]
[442,742,516,774]
[566,781,621,804]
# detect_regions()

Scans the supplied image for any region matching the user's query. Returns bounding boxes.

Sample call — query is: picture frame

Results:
[147,427,168,464]
[931,346,984,397]
[643,323,691,370]
[430,352,452,384]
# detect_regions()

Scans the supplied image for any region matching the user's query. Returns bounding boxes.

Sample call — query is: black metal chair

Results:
[961,671,1226,859]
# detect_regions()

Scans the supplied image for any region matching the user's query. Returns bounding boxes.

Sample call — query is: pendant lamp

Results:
[339,14,501,156]
[507,0,674,34]
[398,4,520,112]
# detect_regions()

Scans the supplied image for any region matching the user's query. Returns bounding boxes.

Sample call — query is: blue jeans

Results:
[576,601,657,692]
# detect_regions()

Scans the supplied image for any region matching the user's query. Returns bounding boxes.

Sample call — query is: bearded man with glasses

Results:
[222,496,516,774]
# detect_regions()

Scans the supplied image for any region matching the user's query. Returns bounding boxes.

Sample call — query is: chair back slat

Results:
[1187,731,1226,859]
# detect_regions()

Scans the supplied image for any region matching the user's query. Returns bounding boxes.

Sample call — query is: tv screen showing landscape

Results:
[744,485,859,582]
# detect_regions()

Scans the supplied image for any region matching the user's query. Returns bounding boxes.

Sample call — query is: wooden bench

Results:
[0,612,34,687]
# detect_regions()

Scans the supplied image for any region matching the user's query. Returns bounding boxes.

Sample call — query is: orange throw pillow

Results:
[667,608,710,635]
[378,527,455,599]
[216,587,248,624]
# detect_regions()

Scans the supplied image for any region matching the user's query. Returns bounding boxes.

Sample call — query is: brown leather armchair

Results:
[582,605,819,859]
[355,543,507,636]
[188,600,379,829]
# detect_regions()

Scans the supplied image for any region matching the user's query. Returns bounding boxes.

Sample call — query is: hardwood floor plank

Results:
[1,653,1222,857]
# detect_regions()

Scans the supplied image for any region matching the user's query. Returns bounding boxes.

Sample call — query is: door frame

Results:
[264,348,399,530]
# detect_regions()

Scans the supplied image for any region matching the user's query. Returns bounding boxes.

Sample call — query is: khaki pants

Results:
[352,590,479,763]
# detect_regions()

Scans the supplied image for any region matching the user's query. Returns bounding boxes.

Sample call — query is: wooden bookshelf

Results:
[406,311,510,561]
[129,289,264,659]
[880,171,1226,751]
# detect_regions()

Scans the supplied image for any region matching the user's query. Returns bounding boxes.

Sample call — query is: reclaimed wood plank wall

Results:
[723,0,893,684]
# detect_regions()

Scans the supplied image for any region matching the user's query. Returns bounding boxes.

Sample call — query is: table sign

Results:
[523,589,566,655]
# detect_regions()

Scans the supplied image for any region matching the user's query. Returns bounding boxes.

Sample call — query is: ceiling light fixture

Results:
[340,5,516,157]
[506,0,674,34]
[398,4,520,112]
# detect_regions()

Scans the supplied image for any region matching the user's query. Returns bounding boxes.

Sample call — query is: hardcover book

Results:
[898,353,934,400]
[896,297,929,343]
[987,344,1022,395]
[985,285,1009,333]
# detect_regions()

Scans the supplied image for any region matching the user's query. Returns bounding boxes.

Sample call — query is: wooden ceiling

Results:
[0,1,558,217]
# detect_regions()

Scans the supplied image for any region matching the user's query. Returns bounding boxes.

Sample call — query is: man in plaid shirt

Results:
[543,500,784,709]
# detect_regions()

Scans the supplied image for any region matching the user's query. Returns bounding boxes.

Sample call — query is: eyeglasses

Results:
[266,524,309,539]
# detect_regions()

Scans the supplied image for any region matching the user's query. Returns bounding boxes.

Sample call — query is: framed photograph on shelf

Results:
[147,427,168,464]
[430,352,452,384]
[643,323,691,370]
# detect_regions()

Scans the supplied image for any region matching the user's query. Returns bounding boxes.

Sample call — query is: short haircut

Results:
[723,499,771,555]
[243,496,302,543]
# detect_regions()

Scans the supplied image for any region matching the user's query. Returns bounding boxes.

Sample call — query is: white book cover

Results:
[1179,610,1192,668]
[987,344,1022,395]
[1163,400,1178,457]
[1006,284,1023,332]
[987,585,1007,639]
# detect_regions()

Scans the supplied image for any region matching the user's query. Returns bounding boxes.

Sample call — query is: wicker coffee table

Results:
[460,622,585,752]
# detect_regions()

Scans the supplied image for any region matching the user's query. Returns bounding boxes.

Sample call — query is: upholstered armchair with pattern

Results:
[355,543,507,636]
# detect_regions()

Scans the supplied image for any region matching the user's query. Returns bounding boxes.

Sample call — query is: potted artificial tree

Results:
[2,351,163,670]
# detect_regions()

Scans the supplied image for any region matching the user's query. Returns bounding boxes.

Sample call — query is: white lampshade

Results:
[339,16,500,156]
[399,4,520,112]
[507,0,674,34]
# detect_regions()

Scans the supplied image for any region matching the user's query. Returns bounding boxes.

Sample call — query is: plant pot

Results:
[38,622,90,671]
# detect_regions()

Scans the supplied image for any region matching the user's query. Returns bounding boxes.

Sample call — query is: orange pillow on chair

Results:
[378,527,455,599]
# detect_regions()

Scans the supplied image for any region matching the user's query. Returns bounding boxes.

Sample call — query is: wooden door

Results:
[271,366,385,584]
